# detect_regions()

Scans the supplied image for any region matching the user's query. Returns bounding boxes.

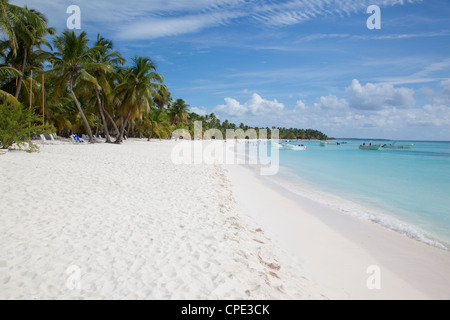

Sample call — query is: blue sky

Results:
[13,0,450,140]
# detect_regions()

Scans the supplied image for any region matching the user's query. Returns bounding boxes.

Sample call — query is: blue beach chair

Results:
[70,135,86,143]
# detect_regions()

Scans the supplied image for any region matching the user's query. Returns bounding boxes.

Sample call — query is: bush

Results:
[0,104,54,151]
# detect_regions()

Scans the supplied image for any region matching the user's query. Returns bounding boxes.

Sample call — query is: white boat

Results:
[271,142,283,149]
[381,142,414,149]
[282,144,306,151]
[320,141,341,146]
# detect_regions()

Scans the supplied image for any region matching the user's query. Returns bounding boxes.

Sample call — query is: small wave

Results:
[264,174,448,250]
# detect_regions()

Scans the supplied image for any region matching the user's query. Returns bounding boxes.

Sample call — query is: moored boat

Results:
[381,142,414,149]
[271,142,283,149]
[359,143,381,150]
[282,144,306,151]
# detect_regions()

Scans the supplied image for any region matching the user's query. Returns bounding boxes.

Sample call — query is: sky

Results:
[12,0,450,140]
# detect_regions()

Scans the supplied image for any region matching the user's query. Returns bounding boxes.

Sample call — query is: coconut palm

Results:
[168,98,190,125]
[52,30,103,143]
[113,57,163,143]
[153,85,172,109]
[0,0,47,57]
[91,35,124,142]
[11,9,54,99]
[145,108,171,140]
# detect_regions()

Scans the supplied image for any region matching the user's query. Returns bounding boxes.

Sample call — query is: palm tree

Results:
[52,30,102,143]
[168,99,190,125]
[145,108,171,140]
[10,9,54,99]
[114,57,163,143]
[0,0,47,57]
[90,34,124,143]
[153,85,172,109]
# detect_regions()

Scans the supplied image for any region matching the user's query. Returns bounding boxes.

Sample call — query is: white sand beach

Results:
[1,139,450,299]
[0,140,321,299]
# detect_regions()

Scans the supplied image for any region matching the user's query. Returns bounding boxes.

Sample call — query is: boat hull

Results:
[282,144,306,151]
[359,145,381,150]
[382,144,413,149]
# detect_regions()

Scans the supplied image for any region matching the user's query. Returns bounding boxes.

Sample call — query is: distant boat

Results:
[359,143,381,150]
[282,144,306,151]
[320,141,341,146]
[381,142,414,149]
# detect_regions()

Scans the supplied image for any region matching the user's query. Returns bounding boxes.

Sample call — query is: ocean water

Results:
[261,140,450,249]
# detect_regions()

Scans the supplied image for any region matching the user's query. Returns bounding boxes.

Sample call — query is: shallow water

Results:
[260,140,450,249]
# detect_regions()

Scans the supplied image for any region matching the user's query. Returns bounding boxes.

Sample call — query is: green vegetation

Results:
[0,0,327,148]
[0,104,53,150]
[187,112,327,140]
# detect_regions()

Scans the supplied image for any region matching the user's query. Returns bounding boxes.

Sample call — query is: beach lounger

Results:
[40,134,60,145]
[93,136,104,143]
[70,135,85,143]
[44,133,56,142]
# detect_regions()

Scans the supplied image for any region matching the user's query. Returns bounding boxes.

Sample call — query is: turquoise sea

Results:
[261,140,450,249]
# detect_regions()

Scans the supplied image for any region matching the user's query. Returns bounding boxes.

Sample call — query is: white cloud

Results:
[191,106,207,116]
[212,81,450,140]
[376,58,450,86]
[404,104,450,127]
[419,79,450,105]
[347,79,415,110]
[251,0,418,27]
[117,12,243,40]
[313,95,349,110]
[295,100,306,111]
[214,93,285,121]
[12,0,420,39]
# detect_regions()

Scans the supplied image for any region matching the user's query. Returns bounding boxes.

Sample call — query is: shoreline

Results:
[266,167,449,250]
[224,162,450,299]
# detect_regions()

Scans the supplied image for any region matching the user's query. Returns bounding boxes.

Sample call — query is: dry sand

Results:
[0,140,320,299]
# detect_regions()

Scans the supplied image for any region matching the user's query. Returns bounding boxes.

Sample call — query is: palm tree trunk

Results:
[69,76,94,143]
[102,105,119,136]
[125,120,130,137]
[15,47,27,99]
[95,87,112,143]
[115,109,131,144]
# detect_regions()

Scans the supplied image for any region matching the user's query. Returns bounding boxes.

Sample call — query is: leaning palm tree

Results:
[113,57,163,144]
[90,34,124,143]
[168,98,190,125]
[51,30,103,143]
